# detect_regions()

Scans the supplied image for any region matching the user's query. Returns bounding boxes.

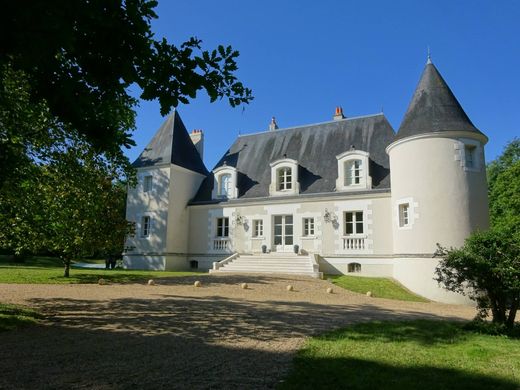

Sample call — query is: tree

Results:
[0,0,253,159]
[435,230,520,328]
[435,138,520,328]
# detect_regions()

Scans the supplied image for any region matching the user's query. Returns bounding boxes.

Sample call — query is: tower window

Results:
[465,145,476,168]
[141,216,151,237]
[143,175,153,192]
[399,203,410,227]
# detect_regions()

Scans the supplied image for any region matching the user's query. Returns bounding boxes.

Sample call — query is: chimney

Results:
[333,106,345,120]
[190,129,204,160]
[269,117,279,131]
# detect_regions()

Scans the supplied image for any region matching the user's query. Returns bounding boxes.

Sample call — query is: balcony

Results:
[213,238,230,251]
[343,236,366,251]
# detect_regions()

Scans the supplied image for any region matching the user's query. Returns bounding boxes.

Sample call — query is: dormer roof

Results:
[133,111,207,175]
[396,61,485,141]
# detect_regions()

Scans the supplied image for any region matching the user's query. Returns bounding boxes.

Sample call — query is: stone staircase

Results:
[210,252,322,278]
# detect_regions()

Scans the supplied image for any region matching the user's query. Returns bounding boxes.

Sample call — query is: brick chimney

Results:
[190,129,204,159]
[269,117,279,131]
[333,106,345,120]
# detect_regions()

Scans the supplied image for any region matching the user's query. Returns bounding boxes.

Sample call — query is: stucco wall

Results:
[388,134,489,255]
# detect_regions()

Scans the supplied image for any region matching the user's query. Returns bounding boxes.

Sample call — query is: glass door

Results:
[274,215,293,252]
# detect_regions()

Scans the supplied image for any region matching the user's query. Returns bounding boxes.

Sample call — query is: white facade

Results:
[124,61,490,304]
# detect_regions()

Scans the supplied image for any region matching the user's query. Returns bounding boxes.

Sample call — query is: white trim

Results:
[212,166,238,199]
[336,150,372,192]
[386,130,488,154]
[269,159,300,196]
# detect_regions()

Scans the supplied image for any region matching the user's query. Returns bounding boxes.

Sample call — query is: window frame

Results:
[335,150,371,192]
[216,217,230,238]
[344,211,364,236]
[269,158,299,196]
[143,175,153,193]
[303,217,315,237]
[212,166,237,199]
[345,159,362,186]
[399,203,410,228]
[141,215,151,238]
[277,167,293,191]
[252,219,264,238]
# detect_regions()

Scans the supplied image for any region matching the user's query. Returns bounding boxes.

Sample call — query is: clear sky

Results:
[128,0,520,169]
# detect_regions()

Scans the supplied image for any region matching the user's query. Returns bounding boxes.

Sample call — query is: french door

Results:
[273,215,293,252]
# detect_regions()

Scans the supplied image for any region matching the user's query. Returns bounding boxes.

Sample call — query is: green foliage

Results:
[328,275,428,302]
[281,320,520,390]
[0,0,252,155]
[435,229,520,328]
[0,255,203,284]
[0,303,43,332]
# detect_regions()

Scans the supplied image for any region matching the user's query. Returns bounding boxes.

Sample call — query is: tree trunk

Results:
[62,258,70,278]
[506,297,519,328]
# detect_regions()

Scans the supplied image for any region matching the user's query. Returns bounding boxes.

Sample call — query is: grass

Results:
[0,255,204,284]
[0,303,43,332]
[328,274,428,302]
[280,320,520,390]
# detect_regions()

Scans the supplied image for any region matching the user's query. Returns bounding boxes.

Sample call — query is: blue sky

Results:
[128,0,520,169]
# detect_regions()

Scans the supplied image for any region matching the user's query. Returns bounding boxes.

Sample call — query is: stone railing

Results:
[343,236,366,251]
[213,239,230,251]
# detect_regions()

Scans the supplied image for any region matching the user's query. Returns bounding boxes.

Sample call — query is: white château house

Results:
[124,59,489,304]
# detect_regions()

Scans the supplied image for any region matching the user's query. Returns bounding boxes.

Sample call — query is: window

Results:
[216,217,229,237]
[303,217,315,236]
[143,175,152,192]
[277,167,292,191]
[141,216,151,237]
[345,160,362,186]
[218,174,232,197]
[253,220,263,237]
[345,211,364,235]
[348,262,361,273]
[465,145,476,168]
[399,203,410,227]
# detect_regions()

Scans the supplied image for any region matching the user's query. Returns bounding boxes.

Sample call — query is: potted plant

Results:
[261,244,267,253]
[293,244,299,254]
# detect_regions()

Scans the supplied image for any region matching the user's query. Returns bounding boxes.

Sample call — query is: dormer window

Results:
[212,166,238,199]
[219,174,232,197]
[269,158,299,196]
[277,167,292,191]
[345,159,362,186]
[336,150,372,191]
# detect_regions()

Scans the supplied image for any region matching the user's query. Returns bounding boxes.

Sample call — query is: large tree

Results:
[0,0,252,159]
[435,139,520,328]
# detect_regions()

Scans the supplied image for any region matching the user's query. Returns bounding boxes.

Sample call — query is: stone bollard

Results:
[286,285,294,292]
[147,279,155,286]
[241,283,248,289]
[98,278,106,285]
[326,287,333,294]
[366,291,373,297]
[194,280,202,287]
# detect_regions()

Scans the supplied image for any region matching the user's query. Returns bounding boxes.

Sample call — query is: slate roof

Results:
[191,113,395,203]
[396,61,485,141]
[132,111,207,175]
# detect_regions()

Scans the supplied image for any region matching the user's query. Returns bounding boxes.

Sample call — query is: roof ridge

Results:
[238,112,385,138]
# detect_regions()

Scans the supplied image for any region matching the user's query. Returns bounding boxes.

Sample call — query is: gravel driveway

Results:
[0,274,475,389]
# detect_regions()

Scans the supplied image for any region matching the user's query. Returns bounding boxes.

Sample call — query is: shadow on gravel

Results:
[0,293,480,389]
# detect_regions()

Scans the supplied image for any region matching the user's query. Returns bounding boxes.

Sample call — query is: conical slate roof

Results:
[396,61,484,141]
[132,111,207,175]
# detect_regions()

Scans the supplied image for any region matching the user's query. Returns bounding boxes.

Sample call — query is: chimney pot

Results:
[269,117,279,131]
[333,106,345,120]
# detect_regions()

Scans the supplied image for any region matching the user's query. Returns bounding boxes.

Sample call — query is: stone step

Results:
[230,259,311,265]
[216,269,319,276]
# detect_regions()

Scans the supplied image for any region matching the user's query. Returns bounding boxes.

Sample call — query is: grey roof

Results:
[133,111,207,175]
[191,114,395,203]
[396,62,485,141]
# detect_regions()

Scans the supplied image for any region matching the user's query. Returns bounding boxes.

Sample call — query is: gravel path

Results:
[0,274,475,389]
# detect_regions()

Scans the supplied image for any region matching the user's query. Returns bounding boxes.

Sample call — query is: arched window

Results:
[348,262,361,273]
[277,167,292,191]
[219,174,232,197]
[345,159,362,186]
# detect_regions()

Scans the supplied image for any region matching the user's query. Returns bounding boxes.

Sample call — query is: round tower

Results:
[387,59,489,302]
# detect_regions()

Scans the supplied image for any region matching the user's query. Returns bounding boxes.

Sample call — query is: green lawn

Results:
[329,274,428,302]
[0,255,204,284]
[0,303,43,331]
[280,320,520,390]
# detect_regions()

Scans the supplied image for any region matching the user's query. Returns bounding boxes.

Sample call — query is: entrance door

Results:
[274,215,293,252]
